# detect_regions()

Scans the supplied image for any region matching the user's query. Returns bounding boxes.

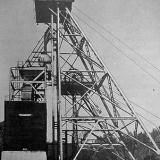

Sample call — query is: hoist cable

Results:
[73,13,160,86]
[75,7,160,74]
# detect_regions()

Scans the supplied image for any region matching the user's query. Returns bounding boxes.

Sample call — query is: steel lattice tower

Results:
[8,0,160,160]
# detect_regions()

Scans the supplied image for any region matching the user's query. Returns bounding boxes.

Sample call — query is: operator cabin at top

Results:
[35,0,75,23]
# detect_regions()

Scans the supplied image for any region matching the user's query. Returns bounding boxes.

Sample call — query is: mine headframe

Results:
[7,1,160,160]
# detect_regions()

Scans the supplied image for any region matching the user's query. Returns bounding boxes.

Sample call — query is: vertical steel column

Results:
[51,13,54,143]
[56,4,63,160]
[51,14,54,91]
[51,13,55,145]
[46,13,54,144]
[72,94,78,158]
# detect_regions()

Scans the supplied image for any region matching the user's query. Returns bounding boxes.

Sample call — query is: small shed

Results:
[34,0,75,23]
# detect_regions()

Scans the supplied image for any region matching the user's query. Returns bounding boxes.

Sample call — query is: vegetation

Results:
[78,127,160,160]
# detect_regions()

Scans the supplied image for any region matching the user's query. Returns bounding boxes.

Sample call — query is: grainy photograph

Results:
[0,0,160,160]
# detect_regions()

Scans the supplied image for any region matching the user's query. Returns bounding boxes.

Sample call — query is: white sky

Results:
[0,0,160,130]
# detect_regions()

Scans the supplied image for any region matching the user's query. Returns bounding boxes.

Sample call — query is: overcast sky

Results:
[0,0,160,130]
